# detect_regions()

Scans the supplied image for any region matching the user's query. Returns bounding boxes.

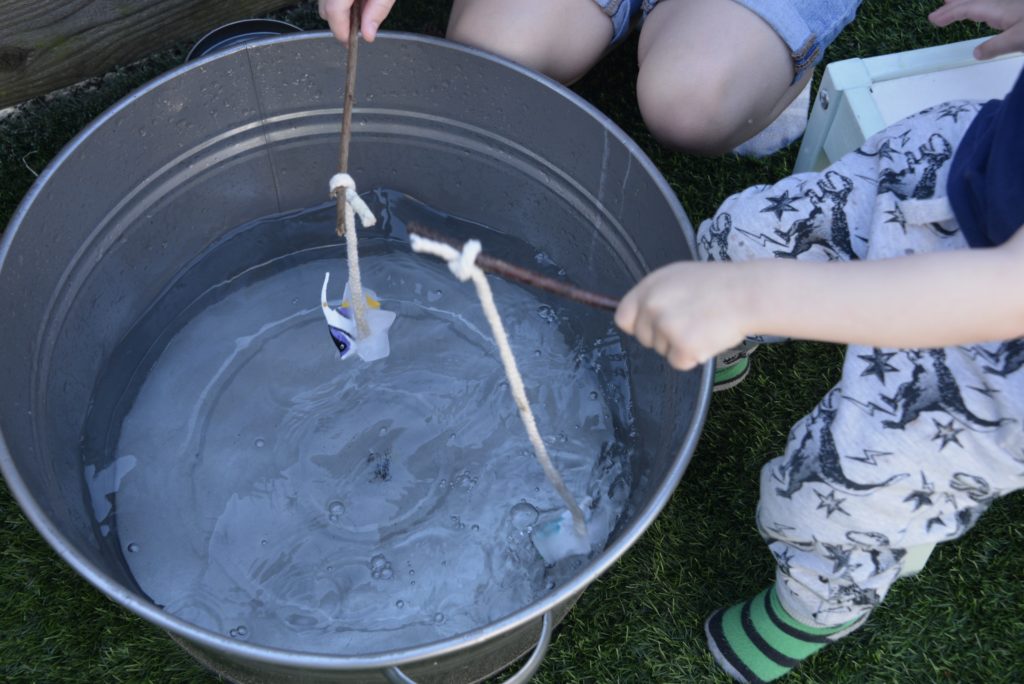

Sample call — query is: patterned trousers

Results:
[697,102,1024,628]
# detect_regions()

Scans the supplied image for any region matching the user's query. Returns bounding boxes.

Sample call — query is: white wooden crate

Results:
[794,38,1023,173]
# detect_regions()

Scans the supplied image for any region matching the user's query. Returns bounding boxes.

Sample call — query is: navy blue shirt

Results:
[947,66,1024,247]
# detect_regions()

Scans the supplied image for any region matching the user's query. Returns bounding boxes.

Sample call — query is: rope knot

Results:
[329,172,378,228]
[329,172,355,196]
[448,239,482,282]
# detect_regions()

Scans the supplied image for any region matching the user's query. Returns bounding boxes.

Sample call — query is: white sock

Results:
[732,80,812,158]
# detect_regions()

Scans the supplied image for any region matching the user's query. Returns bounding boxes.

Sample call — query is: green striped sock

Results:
[713,355,750,390]
[704,586,858,683]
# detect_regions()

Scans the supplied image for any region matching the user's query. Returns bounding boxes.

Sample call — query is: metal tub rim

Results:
[0,30,713,671]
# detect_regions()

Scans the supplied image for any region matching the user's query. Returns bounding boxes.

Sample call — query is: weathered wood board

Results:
[0,0,301,107]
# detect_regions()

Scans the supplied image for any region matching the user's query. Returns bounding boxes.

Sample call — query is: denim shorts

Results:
[598,0,861,80]
[593,0,650,43]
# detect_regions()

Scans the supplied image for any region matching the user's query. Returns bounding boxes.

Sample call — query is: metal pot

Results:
[0,32,710,682]
[186,18,303,62]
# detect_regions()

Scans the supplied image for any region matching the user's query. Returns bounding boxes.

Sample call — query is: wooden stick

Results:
[407,222,621,312]
[338,0,360,173]
[335,0,361,238]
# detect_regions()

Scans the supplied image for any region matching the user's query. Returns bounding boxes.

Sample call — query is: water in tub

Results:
[82,189,638,654]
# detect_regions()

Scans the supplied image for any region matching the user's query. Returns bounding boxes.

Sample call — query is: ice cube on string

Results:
[529,496,614,565]
[320,272,396,362]
[530,509,590,565]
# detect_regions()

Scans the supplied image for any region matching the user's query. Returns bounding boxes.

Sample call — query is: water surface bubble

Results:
[126,542,140,553]
[454,471,478,491]
[254,438,266,448]
[536,305,558,324]
[370,554,393,580]
[395,600,404,609]
[510,502,539,530]
[327,500,346,522]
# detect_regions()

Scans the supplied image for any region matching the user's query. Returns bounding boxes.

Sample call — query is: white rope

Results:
[410,234,587,537]
[330,173,376,339]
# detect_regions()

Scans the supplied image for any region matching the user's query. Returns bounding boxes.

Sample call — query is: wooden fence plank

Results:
[0,0,302,107]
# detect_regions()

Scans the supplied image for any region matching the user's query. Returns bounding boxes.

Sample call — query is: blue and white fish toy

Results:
[321,272,396,362]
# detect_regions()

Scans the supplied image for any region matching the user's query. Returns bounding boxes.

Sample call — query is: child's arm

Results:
[615,226,1024,371]
[319,0,396,43]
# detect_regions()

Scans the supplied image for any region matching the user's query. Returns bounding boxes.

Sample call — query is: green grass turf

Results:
[2,0,1022,681]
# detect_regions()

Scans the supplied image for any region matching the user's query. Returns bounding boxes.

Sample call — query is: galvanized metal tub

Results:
[0,32,710,683]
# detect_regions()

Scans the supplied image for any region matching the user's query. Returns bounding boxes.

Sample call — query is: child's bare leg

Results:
[447,0,613,85]
[637,0,811,155]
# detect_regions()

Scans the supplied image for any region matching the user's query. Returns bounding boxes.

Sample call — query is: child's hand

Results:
[614,262,751,371]
[319,0,395,43]
[929,0,1024,59]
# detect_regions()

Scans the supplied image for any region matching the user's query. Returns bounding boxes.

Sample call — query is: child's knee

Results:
[446,20,544,76]
[636,69,740,155]
[446,0,612,85]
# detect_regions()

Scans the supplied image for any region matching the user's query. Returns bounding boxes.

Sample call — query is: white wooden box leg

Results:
[899,542,937,578]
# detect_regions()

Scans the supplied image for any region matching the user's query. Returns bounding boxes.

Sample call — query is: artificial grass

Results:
[2,1,1022,682]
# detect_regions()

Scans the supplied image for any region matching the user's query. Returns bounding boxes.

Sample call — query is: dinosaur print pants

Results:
[697,102,1024,628]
